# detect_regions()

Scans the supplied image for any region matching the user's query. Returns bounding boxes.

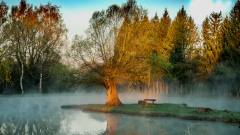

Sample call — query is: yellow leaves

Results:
[202,12,224,72]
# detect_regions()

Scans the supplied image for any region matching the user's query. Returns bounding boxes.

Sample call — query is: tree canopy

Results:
[0,0,240,103]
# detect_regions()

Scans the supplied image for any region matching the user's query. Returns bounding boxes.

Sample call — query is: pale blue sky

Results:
[4,0,237,40]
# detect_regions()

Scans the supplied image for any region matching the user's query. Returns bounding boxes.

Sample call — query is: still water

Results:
[0,92,239,135]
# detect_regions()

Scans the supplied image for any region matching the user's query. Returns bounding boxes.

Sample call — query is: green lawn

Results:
[61,103,240,123]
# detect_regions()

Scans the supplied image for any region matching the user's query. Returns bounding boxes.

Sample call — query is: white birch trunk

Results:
[20,62,24,94]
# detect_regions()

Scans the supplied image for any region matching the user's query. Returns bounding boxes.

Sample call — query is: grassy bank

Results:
[61,103,240,123]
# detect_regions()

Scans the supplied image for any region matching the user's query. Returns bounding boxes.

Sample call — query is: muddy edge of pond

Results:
[61,104,240,123]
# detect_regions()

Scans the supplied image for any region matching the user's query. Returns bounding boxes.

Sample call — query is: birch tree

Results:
[36,3,67,93]
[8,0,66,93]
[0,1,11,85]
[9,0,30,94]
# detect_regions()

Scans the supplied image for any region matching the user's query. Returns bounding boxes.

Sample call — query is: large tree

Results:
[150,9,172,81]
[202,12,223,72]
[71,0,151,106]
[7,0,66,93]
[223,0,240,66]
[151,8,171,55]
[166,7,200,88]
[36,3,67,93]
[8,0,31,94]
[212,0,240,96]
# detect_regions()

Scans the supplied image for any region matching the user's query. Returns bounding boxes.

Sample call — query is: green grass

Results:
[61,103,240,123]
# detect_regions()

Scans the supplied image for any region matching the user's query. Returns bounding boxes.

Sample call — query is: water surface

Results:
[0,92,239,134]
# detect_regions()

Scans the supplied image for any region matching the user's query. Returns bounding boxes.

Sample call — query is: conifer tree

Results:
[151,9,171,55]
[220,17,231,61]
[202,12,223,72]
[159,9,171,50]
[166,7,199,86]
[225,0,240,66]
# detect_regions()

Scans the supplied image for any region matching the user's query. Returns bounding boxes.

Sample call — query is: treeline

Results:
[0,0,77,94]
[70,0,240,104]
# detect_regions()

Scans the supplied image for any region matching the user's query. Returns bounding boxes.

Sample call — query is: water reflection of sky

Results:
[0,93,240,134]
[60,109,240,135]
[61,110,107,134]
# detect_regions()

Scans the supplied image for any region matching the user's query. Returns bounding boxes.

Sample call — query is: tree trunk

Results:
[181,84,183,94]
[166,81,168,94]
[147,71,150,99]
[139,83,144,93]
[163,80,165,94]
[106,81,122,106]
[20,62,24,94]
[39,63,43,93]
[39,72,42,93]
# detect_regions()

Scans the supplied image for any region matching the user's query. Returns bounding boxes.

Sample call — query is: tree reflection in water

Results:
[0,99,65,135]
[104,114,120,135]
[0,97,239,135]
[101,113,240,135]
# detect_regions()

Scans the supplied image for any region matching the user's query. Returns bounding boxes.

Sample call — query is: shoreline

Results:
[61,103,240,123]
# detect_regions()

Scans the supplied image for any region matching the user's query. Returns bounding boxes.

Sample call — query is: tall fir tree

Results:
[159,9,171,47]
[226,0,240,66]
[202,12,223,72]
[166,7,199,86]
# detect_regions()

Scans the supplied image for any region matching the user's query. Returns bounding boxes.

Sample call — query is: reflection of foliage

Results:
[224,109,240,128]
[0,113,64,135]
[0,103,65,135]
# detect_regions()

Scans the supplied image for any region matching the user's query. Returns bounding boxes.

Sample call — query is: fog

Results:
[0,91,239,134]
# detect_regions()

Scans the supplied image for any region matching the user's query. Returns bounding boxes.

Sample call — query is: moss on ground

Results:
[61,103,240,123]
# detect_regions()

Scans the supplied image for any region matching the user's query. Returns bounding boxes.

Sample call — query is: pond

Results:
[0,92,239,135]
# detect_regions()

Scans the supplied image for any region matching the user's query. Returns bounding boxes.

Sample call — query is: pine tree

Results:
[220,17,231,61]
[150,9,172,80]
[226,0,240,66]
[159,9,171,47]
[165,7,199,85]
[202,12,223,72]
[150,13,160,52]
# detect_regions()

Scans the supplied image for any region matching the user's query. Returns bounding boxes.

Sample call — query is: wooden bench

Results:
[144,99,156,104]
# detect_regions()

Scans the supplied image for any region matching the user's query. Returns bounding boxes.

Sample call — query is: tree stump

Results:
[138,100,146,105]
[196,107,212,113]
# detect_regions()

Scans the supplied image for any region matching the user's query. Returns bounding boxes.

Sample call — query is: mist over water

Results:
[0,91,239,134]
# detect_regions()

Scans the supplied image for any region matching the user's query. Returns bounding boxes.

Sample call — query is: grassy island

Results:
[61,103,240,123]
